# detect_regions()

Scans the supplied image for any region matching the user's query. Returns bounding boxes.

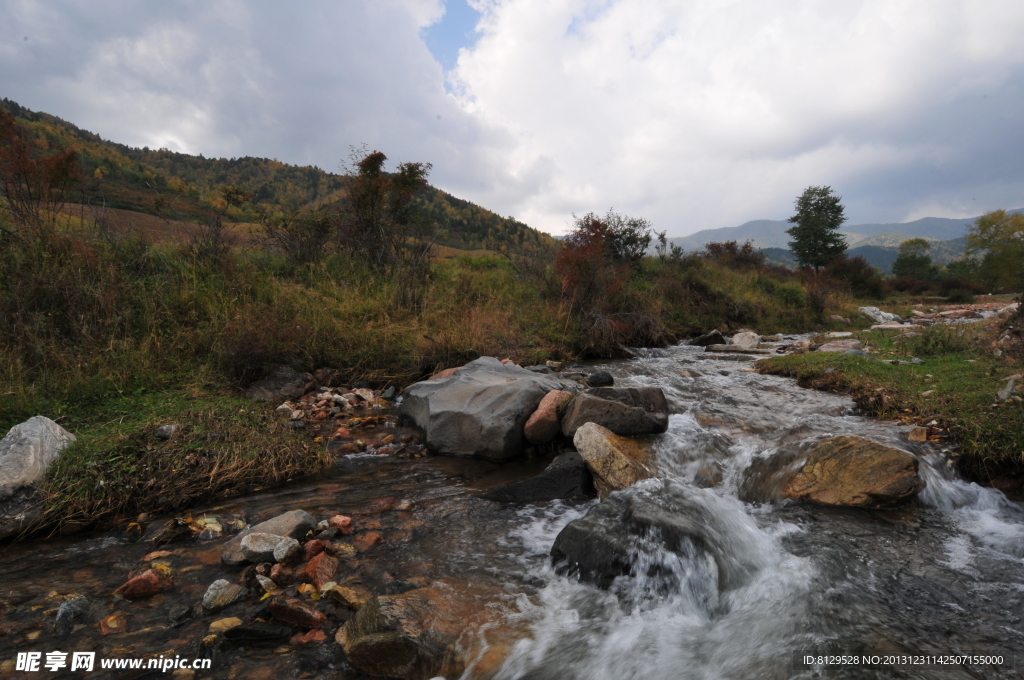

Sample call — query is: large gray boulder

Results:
[551,481,767,597]
[561,387,669,438]
[0,416,76,540]
[244,365,315,402]
[400,357,570,461]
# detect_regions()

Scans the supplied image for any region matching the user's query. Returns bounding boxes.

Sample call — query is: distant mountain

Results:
[670,212,1019,254]
[759,237,968,275]
[0,98,554,252]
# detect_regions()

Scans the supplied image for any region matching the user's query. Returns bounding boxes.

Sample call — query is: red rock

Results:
[313,411,328,421]
[302,552,339,590]
[353,532,382,552]
[336,443,362,455]
[270,563,294,586]
[114,569,172,599]
[328,515,352,530]
[524,389,573,444]
[142,550,173,562]
[302,539,327,561]
[332,427,351,438]
[357,519,381,530]
[428,367,460,380]
[290,629,327,646]
[400,433,419,444]
[270,597,326,628]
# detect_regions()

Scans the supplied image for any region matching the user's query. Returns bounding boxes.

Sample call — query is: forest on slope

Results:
[0,97,553,252]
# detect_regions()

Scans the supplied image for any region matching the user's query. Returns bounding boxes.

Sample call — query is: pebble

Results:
[241,533,286,563]
[353,532,382,552]
[328,514,352,530]
[302,539,328,561]
[272,536,300,563]
[155,424,181,440]
[203,579,247,612]
[270,563,294,586]
[209,617,243,634]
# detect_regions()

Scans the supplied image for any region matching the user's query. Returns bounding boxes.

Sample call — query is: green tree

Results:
[891,238,939,280]
[786,185,848,271]
[966,209,1024,293]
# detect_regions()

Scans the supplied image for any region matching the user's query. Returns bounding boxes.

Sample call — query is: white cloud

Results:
[2,0,1024,236]
[452,0,1024,234]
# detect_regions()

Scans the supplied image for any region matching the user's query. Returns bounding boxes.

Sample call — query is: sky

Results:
[2,0,1024,237]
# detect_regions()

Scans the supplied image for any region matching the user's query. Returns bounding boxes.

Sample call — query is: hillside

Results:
[0,98,554,252]
[668,213,1017,254]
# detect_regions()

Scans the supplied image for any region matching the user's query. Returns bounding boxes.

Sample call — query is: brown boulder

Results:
[561,387,669,438]
[336,581,525,680]
[783,436,922,508]
[572,423,655,498]
[524,389,573,444]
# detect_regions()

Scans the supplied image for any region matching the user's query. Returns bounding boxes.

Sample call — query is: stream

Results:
[2,340,1022,679]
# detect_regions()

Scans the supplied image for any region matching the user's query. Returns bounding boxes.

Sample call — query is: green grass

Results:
[33,387,330,536]
[759,323,1024,481]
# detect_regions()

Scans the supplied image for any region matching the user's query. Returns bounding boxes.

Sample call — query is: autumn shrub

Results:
[702,240,766,270]
[888,276,936,295]
[825,255,888,299]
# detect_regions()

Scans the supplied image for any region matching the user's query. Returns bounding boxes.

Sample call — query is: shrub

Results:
[939,277,986,296]
[776,281,806,307]
[702,240,766,270]
[903,325,976,356]
[945,289,975,303]
[888,276,936,295]
[825,255,888,299]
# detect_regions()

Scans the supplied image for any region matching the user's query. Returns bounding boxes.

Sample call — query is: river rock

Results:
[782,436,922,508]
[221,510,316,565]
[572,423,655,498]
[302,551,338,590]
[561,387,669,438]
[337,581,518,680]
[273,536,301,563]
[400,356,570,461]
[523,389,573,444]
[730,331,761,349]
[859,306,902,324]
[690,329,726,347]
[587,370,614,387]
[481,451,594,502]
[114,568,172,599]
[0,416,76,540]
[551,481,765,595]
[203,579,247,611]
[270,596,326,628]
[816,339,862,352]
[54,595,92,637]
[244,365,315,402]
[240,532,287,563]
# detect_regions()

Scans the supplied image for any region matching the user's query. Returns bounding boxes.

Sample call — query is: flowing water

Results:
[1,341,1022,679]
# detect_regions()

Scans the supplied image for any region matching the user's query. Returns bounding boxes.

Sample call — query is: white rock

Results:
[0,417,76,540]
[730,331,761,349]
[859,306,902,323]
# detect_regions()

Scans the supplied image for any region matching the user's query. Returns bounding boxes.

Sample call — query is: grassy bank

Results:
[0,211,841,535]
[759,321,1024,487]
[36,388,330,537]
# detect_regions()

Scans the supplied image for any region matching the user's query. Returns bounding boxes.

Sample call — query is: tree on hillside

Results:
[0,108,79,233]
[966,209,1024,293]
[891,238,940,281]
[786,186,847,271]
[338,150,433,271]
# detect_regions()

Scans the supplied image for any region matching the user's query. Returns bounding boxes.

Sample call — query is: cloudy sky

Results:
[2,0,1024,236]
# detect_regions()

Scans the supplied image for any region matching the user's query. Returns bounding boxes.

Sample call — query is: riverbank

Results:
[758,313,1024,493]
